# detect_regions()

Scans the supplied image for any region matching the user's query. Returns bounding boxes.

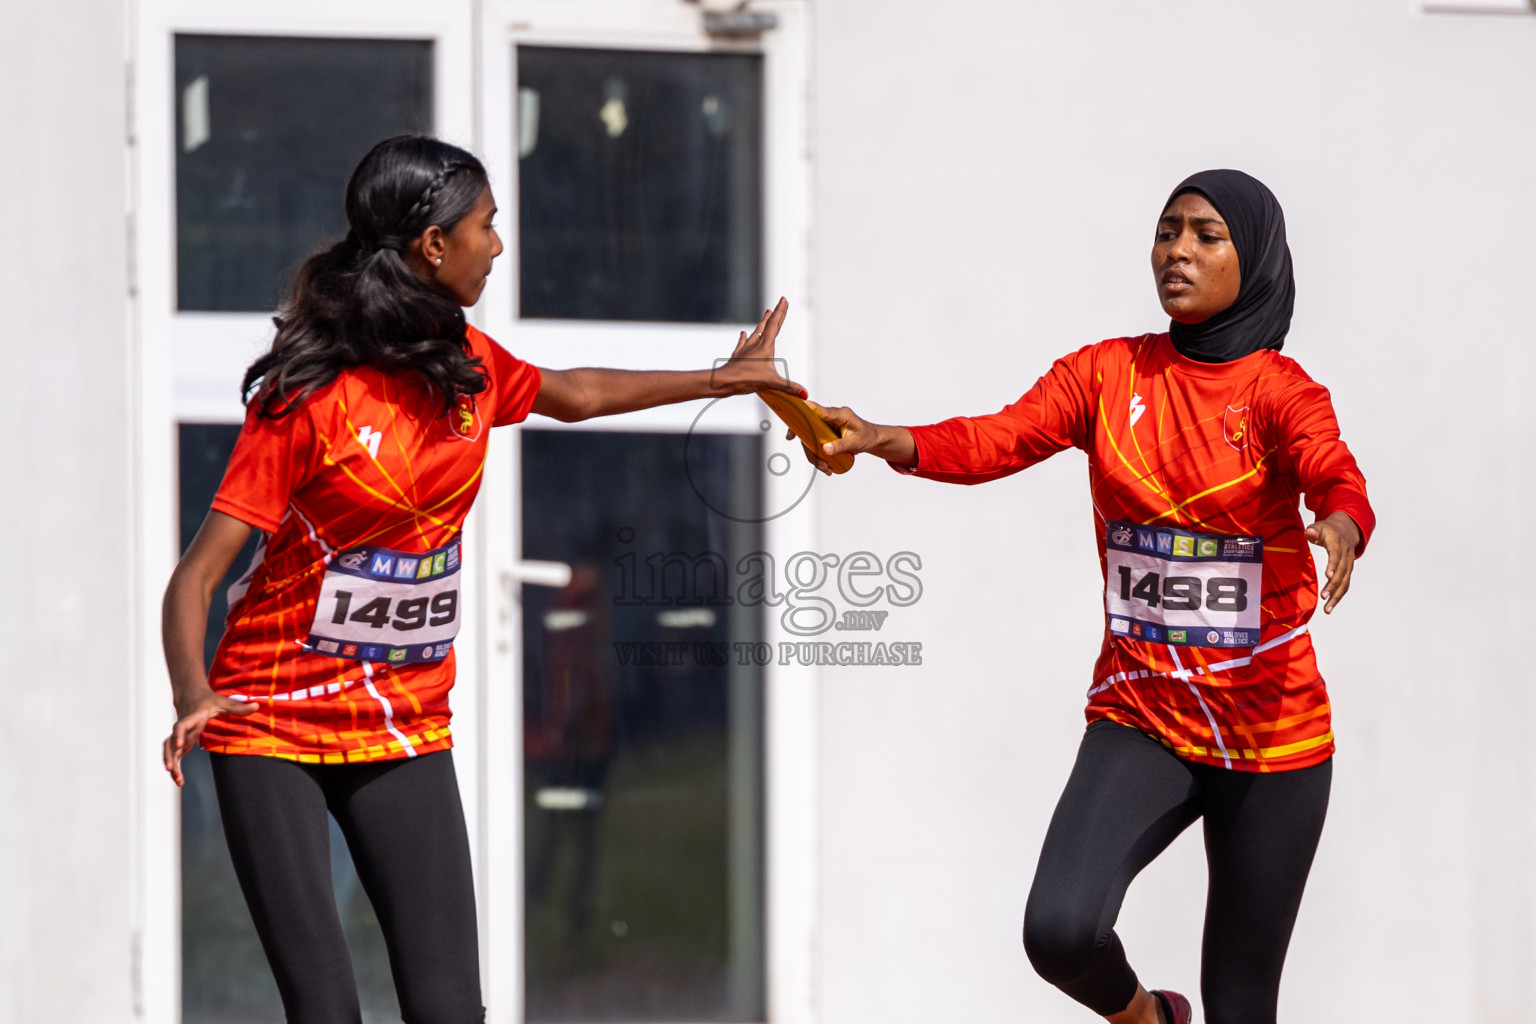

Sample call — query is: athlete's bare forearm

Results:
[161,511,253,710]
[533,367,727,422]
[530,299,801,422]
[162,564,219,707]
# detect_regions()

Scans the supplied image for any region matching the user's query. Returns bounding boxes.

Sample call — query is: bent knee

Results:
[1022,905,1103,985]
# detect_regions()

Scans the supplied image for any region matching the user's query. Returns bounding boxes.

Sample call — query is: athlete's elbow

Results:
[533,389,595,423]
[544,403,589,423]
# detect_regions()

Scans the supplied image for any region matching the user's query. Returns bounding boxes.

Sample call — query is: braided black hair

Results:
[242,135,491,418]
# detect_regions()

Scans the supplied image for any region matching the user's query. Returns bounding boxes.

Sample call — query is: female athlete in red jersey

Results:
[160,135,800,1024]
[804,170,1374,1024]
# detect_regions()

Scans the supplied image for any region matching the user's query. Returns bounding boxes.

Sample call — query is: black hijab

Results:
[1164,169,1295,363]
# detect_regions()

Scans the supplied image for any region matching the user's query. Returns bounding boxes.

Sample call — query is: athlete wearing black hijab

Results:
[803,170,1372,1024]
[1166,169,1296,363]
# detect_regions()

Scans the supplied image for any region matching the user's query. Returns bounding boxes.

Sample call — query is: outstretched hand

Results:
[163,691,259,786]
[1304,512,1362,614]
[787,400,918,475]
[717,297,806,398]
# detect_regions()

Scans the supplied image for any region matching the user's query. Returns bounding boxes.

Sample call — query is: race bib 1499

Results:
[1104,521,1262,649]
[303,538,462,665]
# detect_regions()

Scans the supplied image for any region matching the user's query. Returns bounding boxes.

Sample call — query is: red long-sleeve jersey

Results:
[904,332,1375,771]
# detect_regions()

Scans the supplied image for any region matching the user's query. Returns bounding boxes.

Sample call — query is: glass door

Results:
[132,4,476,1020]
[476,4,816,1022]
[170,34,435,1020]
[515,49,767,1020]
[519,430,765,1022]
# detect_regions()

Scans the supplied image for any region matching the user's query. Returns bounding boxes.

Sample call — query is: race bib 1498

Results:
[303,538,462,665]
[1103,521,1262,649]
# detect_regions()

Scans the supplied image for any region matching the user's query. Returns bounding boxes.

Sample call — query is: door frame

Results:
[130,3,477,1020]
[131,0,819,1019]
[475,3,819,1022]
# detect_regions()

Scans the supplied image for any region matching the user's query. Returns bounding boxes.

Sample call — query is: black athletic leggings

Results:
[210,749,484,1024]
[1023,721,1331,1024]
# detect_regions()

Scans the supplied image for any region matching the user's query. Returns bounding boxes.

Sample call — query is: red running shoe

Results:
[1151,989,1192,1024]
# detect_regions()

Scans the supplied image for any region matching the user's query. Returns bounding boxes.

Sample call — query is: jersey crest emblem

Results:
[1223,405,1249,451]
[1128,392,1146,428]
[450,394,482,441]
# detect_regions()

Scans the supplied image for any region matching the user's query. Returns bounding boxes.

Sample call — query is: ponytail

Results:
[243,136,491,418]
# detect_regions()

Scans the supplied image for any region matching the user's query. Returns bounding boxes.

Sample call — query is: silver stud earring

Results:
[434,257,442,265]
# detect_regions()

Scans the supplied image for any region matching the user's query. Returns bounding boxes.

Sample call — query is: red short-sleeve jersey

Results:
[905,333,1375,772]
[202,326,541,763]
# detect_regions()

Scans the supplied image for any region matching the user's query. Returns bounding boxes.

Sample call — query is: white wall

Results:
[4,0,1534,1021]
[812,1,1536,1021]
[0,0,135,1021]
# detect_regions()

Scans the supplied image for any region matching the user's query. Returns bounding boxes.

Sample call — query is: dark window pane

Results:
[178,424,401,1024]
[521,430,766,1022]
[175,35,433,311]
[517,47,763,323]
